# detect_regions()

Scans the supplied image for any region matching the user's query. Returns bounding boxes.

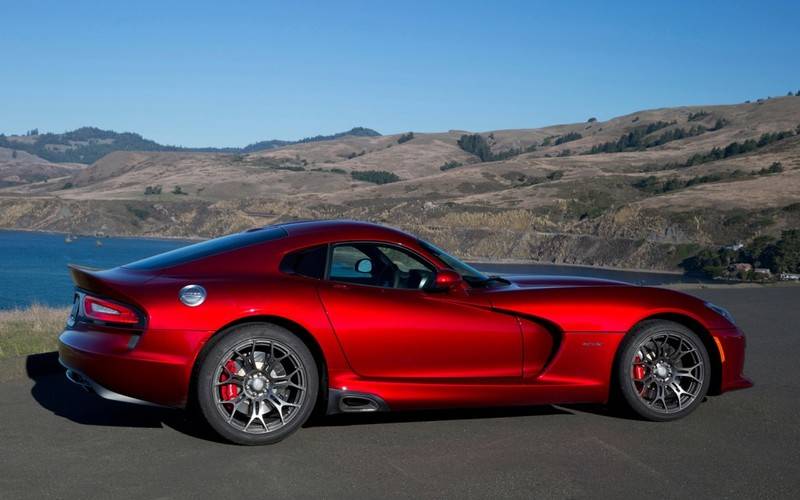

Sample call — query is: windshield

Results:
[418,239,488,282]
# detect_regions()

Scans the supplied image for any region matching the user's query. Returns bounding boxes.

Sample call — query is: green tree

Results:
[762,230,800,273]
[746,235,776,266]
[457,134,492,161]
[680,248,725,277]
[554,132,582,145]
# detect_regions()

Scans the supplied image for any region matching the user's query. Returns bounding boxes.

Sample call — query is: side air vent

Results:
[340,396,380,412]
[326,389,389,414]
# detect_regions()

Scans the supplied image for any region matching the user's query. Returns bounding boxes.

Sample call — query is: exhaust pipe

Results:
[65,369,92,392]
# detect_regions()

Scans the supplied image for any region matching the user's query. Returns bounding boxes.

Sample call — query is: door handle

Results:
[331,283,349,289]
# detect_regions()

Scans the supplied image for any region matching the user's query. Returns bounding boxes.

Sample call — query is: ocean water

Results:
[0,230,188,309]
[0,230,706,310]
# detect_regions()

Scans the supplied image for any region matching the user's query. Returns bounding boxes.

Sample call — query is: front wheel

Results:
[196,323,319,445]
[616,320,711,421]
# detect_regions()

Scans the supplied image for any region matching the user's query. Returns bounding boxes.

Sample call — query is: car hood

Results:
[502,275,631,289]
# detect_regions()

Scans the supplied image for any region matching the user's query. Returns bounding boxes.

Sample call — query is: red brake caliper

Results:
[220,360,240,401]
[633,354,646,381]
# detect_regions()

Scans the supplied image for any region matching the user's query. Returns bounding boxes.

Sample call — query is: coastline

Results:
[0,227,199,244]
[470,258,685,276]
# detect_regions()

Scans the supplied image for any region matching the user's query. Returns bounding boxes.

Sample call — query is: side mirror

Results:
[355,258,373,274]
[432,269,462,291]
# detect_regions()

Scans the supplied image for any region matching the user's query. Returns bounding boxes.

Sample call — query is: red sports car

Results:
[59,220,751,444]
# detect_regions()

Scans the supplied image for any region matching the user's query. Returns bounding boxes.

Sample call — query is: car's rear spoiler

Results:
[68,264,129,299]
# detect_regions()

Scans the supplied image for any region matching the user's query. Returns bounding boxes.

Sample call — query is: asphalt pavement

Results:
[1,286,799,499]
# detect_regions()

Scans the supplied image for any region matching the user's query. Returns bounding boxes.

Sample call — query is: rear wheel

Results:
[616,320,710,421]
[196,323,318,445]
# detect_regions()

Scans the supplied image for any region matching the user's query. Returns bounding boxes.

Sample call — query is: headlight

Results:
[705,302,735,325]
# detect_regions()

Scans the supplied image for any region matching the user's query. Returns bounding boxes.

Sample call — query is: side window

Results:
[328,243,434,289]
[280,245,327,279]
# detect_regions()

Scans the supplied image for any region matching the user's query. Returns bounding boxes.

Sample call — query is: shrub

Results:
[587,117,597,123]
[397,132,414,144]
[144,185,162,195]
[688,110,710,121]
[783,202,800,213]
[172,185,188,195]
[61,182,73,190]
[351,170,400,184]
[711,118,728,130]
[439,161,462,171]
[757,162,784,175]
[126,205,149,220]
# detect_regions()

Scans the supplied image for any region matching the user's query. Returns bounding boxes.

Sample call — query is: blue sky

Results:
[2,0,798,147]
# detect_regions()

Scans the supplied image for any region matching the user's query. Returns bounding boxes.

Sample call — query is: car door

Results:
[317,242,522,381]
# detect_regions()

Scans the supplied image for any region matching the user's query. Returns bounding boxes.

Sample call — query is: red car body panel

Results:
[58,220,751,410]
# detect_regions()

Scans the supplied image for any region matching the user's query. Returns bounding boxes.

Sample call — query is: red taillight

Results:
[83,295,140,324]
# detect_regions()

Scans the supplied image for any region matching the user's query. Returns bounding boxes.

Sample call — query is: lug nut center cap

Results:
[250,377,266,392]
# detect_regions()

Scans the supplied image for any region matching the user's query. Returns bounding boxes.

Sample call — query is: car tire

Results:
[615,320,711,421]
[196,323,319,445]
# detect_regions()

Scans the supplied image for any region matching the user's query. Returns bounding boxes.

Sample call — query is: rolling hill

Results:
[0,126,380,164]
[1,96,799,271]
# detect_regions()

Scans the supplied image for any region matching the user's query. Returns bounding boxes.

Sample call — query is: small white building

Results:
[724,242,745,251]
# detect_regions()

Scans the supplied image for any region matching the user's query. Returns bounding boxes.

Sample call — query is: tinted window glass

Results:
[329,245,372,281]
[329,243,434,289]
[124,227,287,270]
[280,245,327,279]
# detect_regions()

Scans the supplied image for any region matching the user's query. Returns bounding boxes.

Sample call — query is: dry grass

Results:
[0,305,69,359]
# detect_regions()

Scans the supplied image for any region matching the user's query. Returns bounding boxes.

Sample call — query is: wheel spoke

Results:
[224,396,246,423]
[273,379,305,390]
[674,367,701,382]
[244,400,260,432]
[214,377,243,387]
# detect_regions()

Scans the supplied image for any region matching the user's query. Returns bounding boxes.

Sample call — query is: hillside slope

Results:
[1,97,799,270]
[0,126,380,164]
